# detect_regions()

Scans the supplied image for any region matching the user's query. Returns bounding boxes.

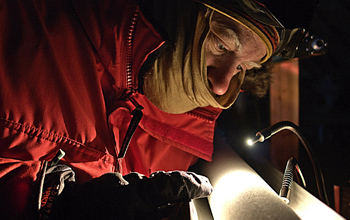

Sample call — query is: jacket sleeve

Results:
[0,157,44,219]
[0,1,128,218]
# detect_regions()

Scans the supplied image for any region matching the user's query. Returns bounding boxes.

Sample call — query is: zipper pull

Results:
[117,95,144,159]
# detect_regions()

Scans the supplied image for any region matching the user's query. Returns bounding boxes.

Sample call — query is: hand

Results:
[48,171,212,220]
[124,171,213,207]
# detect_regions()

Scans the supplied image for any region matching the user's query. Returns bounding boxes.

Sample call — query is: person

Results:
[0,0,317,219]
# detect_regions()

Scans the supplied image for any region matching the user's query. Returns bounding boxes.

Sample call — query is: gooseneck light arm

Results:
[248,121,329,205]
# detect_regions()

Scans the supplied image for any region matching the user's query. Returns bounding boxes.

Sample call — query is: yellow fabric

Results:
[143,8,244,114]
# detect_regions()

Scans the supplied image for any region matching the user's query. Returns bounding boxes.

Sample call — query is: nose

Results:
[207,65,241,95]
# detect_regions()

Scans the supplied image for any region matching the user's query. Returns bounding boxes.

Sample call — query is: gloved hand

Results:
[45,170,212,220]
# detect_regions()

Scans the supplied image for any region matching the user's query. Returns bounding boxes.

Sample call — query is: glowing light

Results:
[247,139,254,146]
[246,134,263,147]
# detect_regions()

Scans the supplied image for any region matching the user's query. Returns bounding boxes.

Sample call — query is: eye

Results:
[217,40,228,52]
[206,32,230,55]
[237,65,243,71]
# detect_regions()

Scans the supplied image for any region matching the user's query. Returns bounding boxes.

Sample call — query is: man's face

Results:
[205,12,267,95]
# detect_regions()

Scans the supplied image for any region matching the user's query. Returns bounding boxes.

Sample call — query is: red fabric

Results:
[0,158,43,219]
[0,0,221,218]
[109,95,221,176]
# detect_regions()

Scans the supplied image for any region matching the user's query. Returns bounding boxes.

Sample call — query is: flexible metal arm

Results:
[279,157,306,204]
[250,121,329,205]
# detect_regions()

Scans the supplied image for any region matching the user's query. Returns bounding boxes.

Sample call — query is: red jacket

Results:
[0,0,221,218]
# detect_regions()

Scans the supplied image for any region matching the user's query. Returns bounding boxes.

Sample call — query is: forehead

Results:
[211,12,267,59]
[211,12,254,38]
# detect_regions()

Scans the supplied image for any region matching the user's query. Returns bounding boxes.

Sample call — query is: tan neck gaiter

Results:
[143,7,245,114]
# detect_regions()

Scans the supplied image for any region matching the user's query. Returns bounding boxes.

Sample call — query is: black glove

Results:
[40,165,212,220]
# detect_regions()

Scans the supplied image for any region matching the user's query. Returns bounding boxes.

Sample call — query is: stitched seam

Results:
[0,117,115,164]
[1,117,83,146]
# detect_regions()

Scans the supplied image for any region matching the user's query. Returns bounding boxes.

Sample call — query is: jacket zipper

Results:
[117,7,143,170]
[125,6,139,94]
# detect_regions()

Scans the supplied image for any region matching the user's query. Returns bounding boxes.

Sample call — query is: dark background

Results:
[216,0,350,210]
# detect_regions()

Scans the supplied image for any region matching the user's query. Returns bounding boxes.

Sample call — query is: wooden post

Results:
[270,59,300,172]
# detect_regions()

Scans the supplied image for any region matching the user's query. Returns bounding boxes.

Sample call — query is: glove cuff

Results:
[38,162,75,219]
